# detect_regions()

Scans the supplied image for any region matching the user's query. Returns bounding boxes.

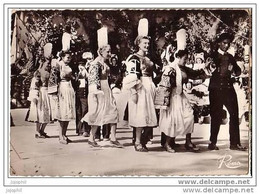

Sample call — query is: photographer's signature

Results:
[218,154,241,169]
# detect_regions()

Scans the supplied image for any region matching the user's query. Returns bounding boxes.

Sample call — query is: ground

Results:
[10,107,250,177]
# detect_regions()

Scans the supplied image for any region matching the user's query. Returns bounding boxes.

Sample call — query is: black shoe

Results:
[88,141,100,147]
[35,134,45,139]
[110,140,123,148]
[208,143,219,150]
[142,144,149,152]
[134,144,148,152]
[230,144,247,151]
[42,132,50,138]
[59,139,68,144]
[185,142,200,152]
[64,136,72,143]
[164,143,175,153]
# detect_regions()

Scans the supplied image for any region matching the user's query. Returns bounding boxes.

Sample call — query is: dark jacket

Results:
[209,52,241,90]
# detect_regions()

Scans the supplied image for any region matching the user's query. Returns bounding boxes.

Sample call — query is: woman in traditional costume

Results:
[123,19,157,152]
[159,29,208,153]
[81,27,121,148]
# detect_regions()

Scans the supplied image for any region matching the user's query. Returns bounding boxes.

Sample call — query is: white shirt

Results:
[218,48,226,55]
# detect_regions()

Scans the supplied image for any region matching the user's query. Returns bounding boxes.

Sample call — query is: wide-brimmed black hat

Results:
[217,33,234,43]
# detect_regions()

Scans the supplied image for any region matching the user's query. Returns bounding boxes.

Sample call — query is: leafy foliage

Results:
[12,9,251,67]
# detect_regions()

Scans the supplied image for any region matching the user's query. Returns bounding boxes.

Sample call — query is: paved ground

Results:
[10,107,250,177]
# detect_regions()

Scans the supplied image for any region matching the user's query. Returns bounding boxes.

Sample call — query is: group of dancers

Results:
[25,18,248,153]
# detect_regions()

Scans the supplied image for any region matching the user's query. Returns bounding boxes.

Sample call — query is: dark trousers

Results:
[76,97,90,134]
[209,87,240,146]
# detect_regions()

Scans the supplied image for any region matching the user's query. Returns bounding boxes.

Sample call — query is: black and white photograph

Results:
[1,1,258,193]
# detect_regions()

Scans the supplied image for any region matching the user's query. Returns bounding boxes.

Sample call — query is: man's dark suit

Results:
[209,50,242,146]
